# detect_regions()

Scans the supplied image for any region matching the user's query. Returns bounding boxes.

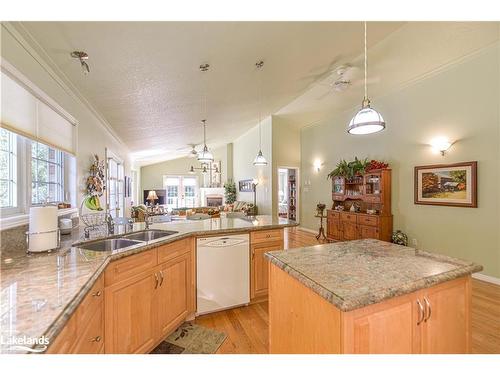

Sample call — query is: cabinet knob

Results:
[92,290,102,297]
[91,336,102,342]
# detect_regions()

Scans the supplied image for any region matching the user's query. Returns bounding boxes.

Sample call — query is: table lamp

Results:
[147,190,158,206]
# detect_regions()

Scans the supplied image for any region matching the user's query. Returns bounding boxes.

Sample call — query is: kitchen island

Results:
[0,215,296,354]
[265,239,482,354]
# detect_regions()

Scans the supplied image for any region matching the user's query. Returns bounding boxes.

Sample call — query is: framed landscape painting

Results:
[414,161,477,207]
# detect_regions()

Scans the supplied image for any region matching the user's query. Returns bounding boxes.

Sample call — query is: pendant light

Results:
[198,64,214,162]
[197,120,214,162]
[347,22,386,135]
[253,61,268,166]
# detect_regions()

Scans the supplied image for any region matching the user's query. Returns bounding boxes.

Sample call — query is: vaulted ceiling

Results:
[14,21,403,164]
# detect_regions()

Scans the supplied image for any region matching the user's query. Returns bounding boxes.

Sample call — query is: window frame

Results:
[0,128,23,216]
[0,128,75,222]
[30,140,65,206]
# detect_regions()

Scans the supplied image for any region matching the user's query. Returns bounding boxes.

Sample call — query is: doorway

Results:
[277,167,298,221]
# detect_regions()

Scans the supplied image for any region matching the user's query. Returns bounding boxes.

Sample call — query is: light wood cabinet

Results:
[104,241,195,354]
[155,252,191,338]
[420,277,470,354]
[269,262,472,354]
[105,271,158,354]
[342,222,358,240]
[250,229,284,300]
[47,274,104,354]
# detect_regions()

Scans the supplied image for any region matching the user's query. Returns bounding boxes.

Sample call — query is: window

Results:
[0,128,18,209]
[0,127,75,221]
[31,141,64,205]
[107,156,125,219]
[163,176,199,209]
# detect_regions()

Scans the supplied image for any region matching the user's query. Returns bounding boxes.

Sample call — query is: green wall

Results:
[300,45,500,278]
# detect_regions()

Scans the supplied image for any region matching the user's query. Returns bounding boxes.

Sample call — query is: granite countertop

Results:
[0,215,296,353]
[265,239,482,312]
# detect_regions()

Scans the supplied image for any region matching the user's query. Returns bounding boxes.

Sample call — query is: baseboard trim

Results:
[296,226,317,234]
[472,273,500,286]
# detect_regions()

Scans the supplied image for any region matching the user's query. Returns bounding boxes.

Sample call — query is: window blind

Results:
[1,71,76,155]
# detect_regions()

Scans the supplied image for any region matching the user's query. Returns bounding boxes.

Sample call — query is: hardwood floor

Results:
[195,227,500,354]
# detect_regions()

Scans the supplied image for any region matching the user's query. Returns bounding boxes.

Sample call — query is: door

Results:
[343,292,421,354]
[420,277,470,353]
[251,240,283,299]
[342,222,358,240]
[163,175,199,209]
[107,154,125,219]
[358,225,379,239]
[155,253,190,337]
[105,272,157,354]
[327,218,341,240]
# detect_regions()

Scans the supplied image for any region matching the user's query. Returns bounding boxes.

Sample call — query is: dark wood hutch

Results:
[327,169,392,242]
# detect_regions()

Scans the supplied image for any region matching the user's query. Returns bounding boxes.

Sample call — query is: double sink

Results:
[77,230,178,252]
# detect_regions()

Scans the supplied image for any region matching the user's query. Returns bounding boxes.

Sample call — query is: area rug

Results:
[150,322,226,354]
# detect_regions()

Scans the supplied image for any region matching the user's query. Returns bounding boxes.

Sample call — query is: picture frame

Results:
[414,161,477,207]
[239,179,254,192]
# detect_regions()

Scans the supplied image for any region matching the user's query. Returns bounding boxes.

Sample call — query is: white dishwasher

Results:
[196,234,250,315]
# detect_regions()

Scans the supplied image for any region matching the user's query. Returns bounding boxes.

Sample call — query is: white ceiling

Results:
[15,21,403,164]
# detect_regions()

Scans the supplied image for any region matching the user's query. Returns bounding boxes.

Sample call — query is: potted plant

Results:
[223,180,237,205]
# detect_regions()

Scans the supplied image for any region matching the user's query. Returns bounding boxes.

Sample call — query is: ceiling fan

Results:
[315,63,380,100]
[175,144,199,158]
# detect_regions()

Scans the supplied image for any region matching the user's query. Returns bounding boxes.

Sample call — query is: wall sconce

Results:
[313,160,323,172]
[430,137,453,156]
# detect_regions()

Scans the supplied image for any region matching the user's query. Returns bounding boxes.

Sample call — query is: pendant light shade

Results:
[347,98,385,135]
[348,22,386,135]
[197,144,214,163]
[253,150,268,166]
[253,61,268,166]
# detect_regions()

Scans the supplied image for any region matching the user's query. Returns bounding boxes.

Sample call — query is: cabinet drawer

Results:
[251,229,283,244]
[327,210,340,220]
[158,238,192,264]
[105,249,157,286]
[77,274,104,327]
[358,215,379,227]
[72,304,104,354]
[340,212,357,224]
[359,225,379,239]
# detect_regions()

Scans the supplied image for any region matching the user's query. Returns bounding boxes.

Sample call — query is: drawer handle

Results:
[92,291,102,297]
[91,336,102,342]
[416,299,425,325]
[423,297,432,322]
[266,234,271,238]
[154,273,159,289]
[159,270,164,287]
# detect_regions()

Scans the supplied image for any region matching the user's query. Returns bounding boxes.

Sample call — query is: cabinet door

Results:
[343,292,421,354]
[251,240,283,299]
[105,272,157,354]
[342,222,358,240]
[155,253,191,338]
[327,218,341,240]
[421,277,470,354]
[358,225,379,239]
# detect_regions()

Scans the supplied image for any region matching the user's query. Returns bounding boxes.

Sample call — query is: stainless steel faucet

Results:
[106,213,115,235]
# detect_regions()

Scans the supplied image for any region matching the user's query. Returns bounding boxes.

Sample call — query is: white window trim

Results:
[0,133,76,229]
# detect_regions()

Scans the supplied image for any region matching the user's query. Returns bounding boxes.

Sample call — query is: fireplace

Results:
[206,195,223,207]
[200,187,225,207]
